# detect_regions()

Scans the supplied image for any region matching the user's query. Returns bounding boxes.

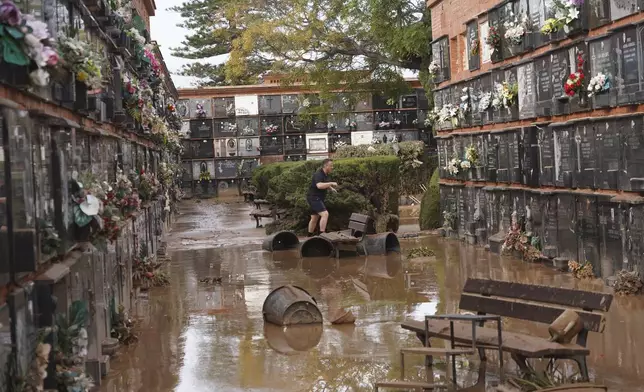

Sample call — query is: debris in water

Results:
[199,277,223,284]
[351,278,370,301]
[613,270,643,296]
[330,308,356,325]
[405,246,435,260]
[568,260,595,280]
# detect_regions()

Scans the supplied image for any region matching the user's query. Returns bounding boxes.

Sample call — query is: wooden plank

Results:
[400,319,590,358]
[250,210,272,218]
[348,220,369,233]
[463,278,613,311]
[320,232,359,244]
[458,293,606,332]
[254,199,271,204]
[349,213,372,223]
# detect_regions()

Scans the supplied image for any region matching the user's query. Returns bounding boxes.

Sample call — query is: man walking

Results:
[307,159,338,236]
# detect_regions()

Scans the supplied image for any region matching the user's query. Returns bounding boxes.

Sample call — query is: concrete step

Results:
[400,347,475,356]
[374,380,436,390]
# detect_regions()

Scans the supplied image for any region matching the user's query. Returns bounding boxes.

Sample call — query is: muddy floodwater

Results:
[100,200,644,392]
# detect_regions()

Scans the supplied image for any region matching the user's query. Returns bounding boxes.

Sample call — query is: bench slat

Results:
[458,293,606,333]
[400,319,590,358]
[463,278,613,312]
[349,213,372,223]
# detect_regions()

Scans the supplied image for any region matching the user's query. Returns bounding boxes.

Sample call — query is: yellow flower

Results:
[77,71,88,82]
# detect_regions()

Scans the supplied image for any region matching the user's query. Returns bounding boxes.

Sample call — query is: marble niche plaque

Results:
[495,132,510,183]
[618,115,644,191]
[522,126,540,187]
[556,193,579,261]
[614,26,640,105]
[213,97,235,118]
[588,0,611,29]
[576,195,601,274]
[507,129,522,183]
[550,49,571,116]
[552,122,574,188]
[535,55,553,116]
[589,37,615,108]
[485,133,498,182]
[518,61,537,119]
[610,0,640,21]
[596,118,619,190]
[572,120,597,189]
[599,200,624,277]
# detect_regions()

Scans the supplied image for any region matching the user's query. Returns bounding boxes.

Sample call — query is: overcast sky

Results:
[150,0,227,89]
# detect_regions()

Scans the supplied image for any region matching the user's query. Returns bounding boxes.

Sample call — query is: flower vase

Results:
[467,169,473,181]
[475,166,484,180]
[450,117,460,129]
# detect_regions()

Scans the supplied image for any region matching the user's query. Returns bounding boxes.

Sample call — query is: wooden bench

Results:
[250,208,286,228]
[401,278,613,382]
[253,199,272,210]
[242,191,255,202]
[321,213,374,257]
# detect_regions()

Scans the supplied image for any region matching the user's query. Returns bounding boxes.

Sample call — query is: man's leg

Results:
[308,214,319,236]
[319,210,329,233]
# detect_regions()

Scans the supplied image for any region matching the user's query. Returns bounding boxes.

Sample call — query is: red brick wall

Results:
[132,0,155,30]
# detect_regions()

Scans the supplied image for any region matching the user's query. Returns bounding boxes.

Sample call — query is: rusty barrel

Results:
[262,285,323,325]
[357,232,401,256]
[264,323,323,355]
[363,254,402,279]
[299,236,335,258]
[262,231,300,252]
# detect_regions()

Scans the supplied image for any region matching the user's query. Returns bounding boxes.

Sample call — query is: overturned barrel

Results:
[300,236,335,258]
[357,232,401,256]
[262,285,323,325]
[262,231,300,252]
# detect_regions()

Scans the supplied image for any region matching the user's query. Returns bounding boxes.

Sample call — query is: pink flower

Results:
[0,0,21,26]
[43,46,58,66]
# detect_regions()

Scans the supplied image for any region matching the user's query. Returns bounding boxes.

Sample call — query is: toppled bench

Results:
[250,208,286,228]
[253,199,272,210]
[400,278,613,382]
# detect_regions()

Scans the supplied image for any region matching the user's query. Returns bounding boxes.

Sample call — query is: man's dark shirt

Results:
[308,169,328,200]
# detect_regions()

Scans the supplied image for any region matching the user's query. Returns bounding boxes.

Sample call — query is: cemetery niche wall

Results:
[429,0,644,284]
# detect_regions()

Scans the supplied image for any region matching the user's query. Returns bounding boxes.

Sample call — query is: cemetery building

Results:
[177,75,431,197]
[429,0,644,280]
[0,0,182,389]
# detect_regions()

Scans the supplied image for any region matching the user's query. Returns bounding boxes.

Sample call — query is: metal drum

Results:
[262,285,323,325]
[262,231,300,252]
[357,232,401,256]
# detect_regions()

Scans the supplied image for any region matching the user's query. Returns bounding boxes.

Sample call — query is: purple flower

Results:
[0,0,21,26]
[568,0,584,6]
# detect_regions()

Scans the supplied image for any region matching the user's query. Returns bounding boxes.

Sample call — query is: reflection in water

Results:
[101,209,644,392]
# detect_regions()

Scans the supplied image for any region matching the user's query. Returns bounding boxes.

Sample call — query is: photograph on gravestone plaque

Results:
[189,99,213,119]
[537,125,555,186]
[535,55,553,116]
[614,26,640,105]
[618,115,644,191]
[259,95,282,115]
[611,0,639,20]
[596,118,619,190]
[556,193,578,261]
[281,95,300,114]
[552,123,574,188]
[572,119,597,189]
[599,199,623,277]
[467,21,481,71]
[576,195,600,274]
[521,127,540,186]
[213,97,236,118]
[507,129,523,183]
[550,49,570,115]
[189,119,214,139]
[588,0,611,28]
[628,205,644,272]
[589,37,615,108]
[260,117,284,136]
[496,132,510,183]
[518,62,537,119]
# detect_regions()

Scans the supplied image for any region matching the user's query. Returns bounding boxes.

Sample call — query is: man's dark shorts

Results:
[307,196,327,214]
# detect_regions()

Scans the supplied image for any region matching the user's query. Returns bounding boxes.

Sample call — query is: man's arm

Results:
[316,181,338,190]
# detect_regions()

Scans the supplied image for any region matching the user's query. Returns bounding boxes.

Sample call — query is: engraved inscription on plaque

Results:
[573,121,596,189]
[615,26,639,105]
[589,37,614,108]
[518,62,536,119]
[598,119,619,190]
[557,194,578,260]
[535,55,552,116]
[213,97,235,118]
[577,195,600,273]
[553,125,573,188]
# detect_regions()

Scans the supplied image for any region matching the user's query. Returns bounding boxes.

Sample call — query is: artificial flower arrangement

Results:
[143,43,161,77]
[438,103,461,125]
[347,119,358,130]
[446,157,461,176]
[199,171,211,183]
[378,120,391,129]
[386,97,396,106]
[137,169,161,202]
[587,72,609,97]
[301,98,311,108]
[69,172,104,240]
[460,87,472,114]
[0,1,59,86]
[503,12,530,46]
[540,0,582,34]
[478,91,493,111]
[564,53,585,97]
[113,169,140,218]
[424,108,440,127]
[58,33,107,90]
[492,82,519,109]
[111,0,133,23]
[485,25,502,53]
[126,27,146,46]
[265,124,279,134]
[465,145,479,166]
[333,140,347,150]
[428,60,441,77]
[240,125,255,136]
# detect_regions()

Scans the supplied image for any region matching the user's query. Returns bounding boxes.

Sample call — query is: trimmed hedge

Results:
[252,156,400,234]
[419,168,440,230]
[251,161,300,198]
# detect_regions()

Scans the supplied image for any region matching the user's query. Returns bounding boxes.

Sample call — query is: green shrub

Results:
[419,168,440,230]
[260,156,400,234]
[251,161,299,198]
[334,141,428,195]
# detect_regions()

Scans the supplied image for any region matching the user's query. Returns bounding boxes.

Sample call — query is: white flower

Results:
[30,69,50,86]
[460,160,471,170]
[23,15,50,41]
[428,60,441,75]
[478,92,492,111]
